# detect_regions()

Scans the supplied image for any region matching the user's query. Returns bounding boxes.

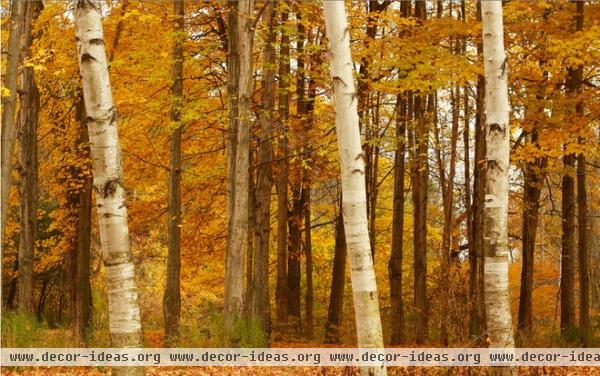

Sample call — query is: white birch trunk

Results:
[323,3,386,375]
[481,0,515,349]
[74,0,143,366]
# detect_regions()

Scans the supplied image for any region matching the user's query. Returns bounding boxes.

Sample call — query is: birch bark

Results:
[323,2,386,375]
[74,1,143,370]
[481,0,514,349]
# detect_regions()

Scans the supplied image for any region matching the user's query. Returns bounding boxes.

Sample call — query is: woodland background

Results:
[1,0,600,371]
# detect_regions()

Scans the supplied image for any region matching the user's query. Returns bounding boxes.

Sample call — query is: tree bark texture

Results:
[323,2,386,374]
[74,3,144,373]
[481,0,515,349]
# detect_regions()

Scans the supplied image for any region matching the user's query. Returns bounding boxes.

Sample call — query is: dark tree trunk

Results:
[359,1,390,261]
[469,1,486,340]
[561,153,576,335]
[517,129,545,339]
[303,187,313,339]
[37,276,51,323]
[463,83,472,285]
[287,194,303,336]
[573,1,589,347]
[412,93,428,345]
[411,1,429,345]
[561,2,584,337]
[577,151,589,346]
[246,158,255,302]
[275,4,290,327]
[17,0,42,314]
[389,93,407,345]
[249,1,275,345]
[303,34,317,339]
[163,0,185,347]
[1,0,25,245]
[70,98,94,346]
[325,203,346,344]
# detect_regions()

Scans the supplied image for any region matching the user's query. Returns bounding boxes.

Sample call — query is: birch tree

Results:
[74,0,143,368]
[323,2,386,375]
[481,0,515,349]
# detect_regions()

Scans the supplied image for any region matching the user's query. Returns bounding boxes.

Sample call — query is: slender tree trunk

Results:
[303,187,313,339]
[389,3,410,345]
[17,0,42,315]
[224,0,254,345]
[561,155,576,335]
[72,98,94,346]
[411,1,428,345]
[249,1,275,345]
[163,0,185,347]
[323,2,386,374]
[359,1,390,261]
[560,2,584,337]
[481,0,514,350]
[275,3,290,327]
[287,195,303,336]
[577,151,589,346]
[389,93,406,345]
[572,1,589,347]
[462,4,472,300]
[1,0,25,250]
[517,129,545,340]
[590,188,600,312]
[412,93,428,345]
[107,0,129,63]
[304,73,316,341]
[325,202,346,344]
[516,65,548,340]
[74,2,143,374]
[37,276,51,323]
[286,12,308,336]
[470,1,486,341]
[302,17,316,340]
[369,94,381,263]
[246,160,255,302]
[463,83,472,279]
[438,87,459,346]
[226,1,239,249]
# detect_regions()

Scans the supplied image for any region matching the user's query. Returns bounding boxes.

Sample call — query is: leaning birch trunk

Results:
[481,1,515,350]
[323,3,386,375]
[74,1,143,373]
